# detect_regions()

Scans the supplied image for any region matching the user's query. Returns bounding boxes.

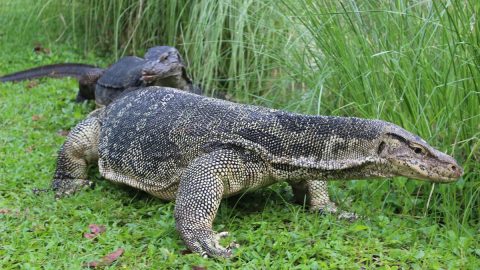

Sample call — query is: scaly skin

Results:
[51,87,463,258]
[0,46,199,106]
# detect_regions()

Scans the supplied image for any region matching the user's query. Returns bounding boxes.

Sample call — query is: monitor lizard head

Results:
[141,46,192,88]
[377,123,463,183]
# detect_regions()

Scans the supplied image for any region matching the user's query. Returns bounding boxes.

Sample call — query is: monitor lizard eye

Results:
[377,141,386,155]
[159,53,169,62]
[412,146,425,155]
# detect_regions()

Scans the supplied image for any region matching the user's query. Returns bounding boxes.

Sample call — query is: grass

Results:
[0,0,479,268]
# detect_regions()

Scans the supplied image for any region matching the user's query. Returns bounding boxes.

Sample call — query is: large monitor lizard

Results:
[0,46,201,106]
[51,87,463,258]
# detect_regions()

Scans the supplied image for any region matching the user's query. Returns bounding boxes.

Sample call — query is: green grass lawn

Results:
[1,0,479,269]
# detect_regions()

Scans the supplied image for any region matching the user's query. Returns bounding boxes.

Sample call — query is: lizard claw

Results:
[316,201,359,221]
[337,211,359,221]
[181,230,235,258]
[214,231,229,241]
[32,187,51,195]
[52,178,95,199]
[317,201,339,215]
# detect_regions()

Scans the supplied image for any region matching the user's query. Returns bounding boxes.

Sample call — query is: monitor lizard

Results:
[51,87,463,258]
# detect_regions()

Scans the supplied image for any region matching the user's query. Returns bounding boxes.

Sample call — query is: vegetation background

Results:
[0,0,478,268]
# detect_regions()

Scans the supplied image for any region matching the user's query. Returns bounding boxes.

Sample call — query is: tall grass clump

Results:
[280,0,479,228]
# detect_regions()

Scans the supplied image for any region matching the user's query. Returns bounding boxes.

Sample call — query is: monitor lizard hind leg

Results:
[52,114,101,198]
[290,180,358,221]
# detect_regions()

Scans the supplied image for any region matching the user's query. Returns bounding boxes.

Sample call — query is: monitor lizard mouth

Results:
[385,150,463,183]
[141,70,183,83]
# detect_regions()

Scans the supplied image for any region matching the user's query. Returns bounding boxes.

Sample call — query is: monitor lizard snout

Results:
[378,124,463,183]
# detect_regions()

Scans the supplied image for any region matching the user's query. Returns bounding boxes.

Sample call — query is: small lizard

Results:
[0,46,200,107]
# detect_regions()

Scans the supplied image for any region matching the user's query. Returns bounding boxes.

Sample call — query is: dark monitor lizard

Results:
[0,46,201,107]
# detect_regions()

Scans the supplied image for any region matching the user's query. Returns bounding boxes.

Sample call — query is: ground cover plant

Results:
[0,0,478,268]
